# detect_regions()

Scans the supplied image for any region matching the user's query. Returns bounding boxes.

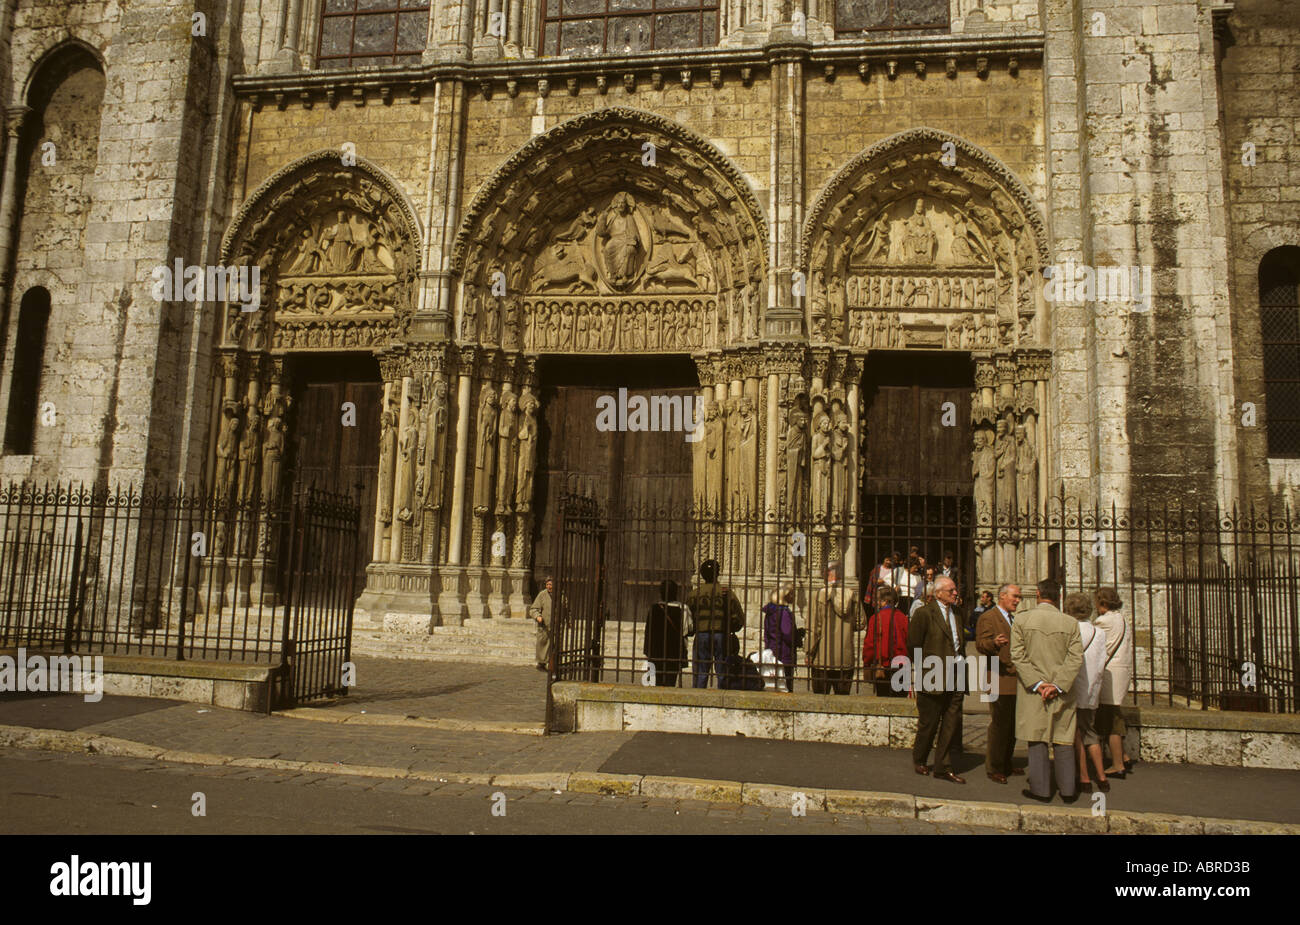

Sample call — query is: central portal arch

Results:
[445,109,770,619]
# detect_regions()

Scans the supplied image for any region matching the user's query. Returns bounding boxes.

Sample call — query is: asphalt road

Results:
[0,746,1004,835]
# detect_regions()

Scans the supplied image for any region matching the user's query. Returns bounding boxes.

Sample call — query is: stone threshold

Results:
[0,723,1291,835]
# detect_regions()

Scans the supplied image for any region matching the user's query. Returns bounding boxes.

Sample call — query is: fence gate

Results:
[280,489,362,707]
[546,495,605,730]
[0,483,361,711]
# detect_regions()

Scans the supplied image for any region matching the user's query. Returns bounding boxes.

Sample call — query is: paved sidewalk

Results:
[314,657,548,724]
[1,688,1297,832]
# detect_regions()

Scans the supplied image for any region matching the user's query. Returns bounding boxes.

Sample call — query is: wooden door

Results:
[531,385,695,590]
[286,358,381,593]
[859,352,977,591]
[862,354,973,497]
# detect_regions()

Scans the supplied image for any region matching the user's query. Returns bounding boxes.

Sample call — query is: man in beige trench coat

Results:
[1010,579,1084,802]
[529,577,553,671]
[806,561,863,695]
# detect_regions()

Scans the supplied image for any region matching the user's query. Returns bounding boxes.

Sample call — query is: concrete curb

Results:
[2,723,1296,834]
[273,708,545,736]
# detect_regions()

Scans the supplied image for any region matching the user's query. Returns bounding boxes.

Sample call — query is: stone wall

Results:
[0,0,1292,593]
[1221,0,1300,508]
[0,1,228,490]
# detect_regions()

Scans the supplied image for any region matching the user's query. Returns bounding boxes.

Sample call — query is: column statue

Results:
[515,387,540,513]
[473,383,498,515]
[495,386,518,515]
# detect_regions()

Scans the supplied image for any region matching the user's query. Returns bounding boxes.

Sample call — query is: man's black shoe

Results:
[1021,789,1052,803]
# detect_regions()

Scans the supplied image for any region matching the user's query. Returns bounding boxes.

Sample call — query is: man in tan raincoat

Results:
[1010,579,1084,802]
[529,577,553,671]
[805,561,863,695]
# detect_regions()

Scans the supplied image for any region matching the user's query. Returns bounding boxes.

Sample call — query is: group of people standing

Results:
[915,578,1135,801]
[538,553,1136,805]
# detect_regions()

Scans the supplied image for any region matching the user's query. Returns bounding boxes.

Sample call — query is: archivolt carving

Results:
[802,129,1050,351]
[452,108,766,353]
[218,151,421,352]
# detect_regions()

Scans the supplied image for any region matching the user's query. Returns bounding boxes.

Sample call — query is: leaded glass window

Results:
[318,0,430,69]
[1261,247,1300,457]
[540,0,719,57]
[835,0,948,36]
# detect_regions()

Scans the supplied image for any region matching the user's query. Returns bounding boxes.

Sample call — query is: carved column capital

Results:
[4,106,32,139]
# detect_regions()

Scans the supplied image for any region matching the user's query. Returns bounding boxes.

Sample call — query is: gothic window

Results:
[835,0,948,36]
[539,0,719,57]
[3,288,51,455]
[317,0,430,69]
[1260,246,1300,457]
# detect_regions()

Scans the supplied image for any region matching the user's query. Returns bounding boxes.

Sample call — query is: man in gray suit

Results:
[1011,579,1084,803]
[908,575,967,783]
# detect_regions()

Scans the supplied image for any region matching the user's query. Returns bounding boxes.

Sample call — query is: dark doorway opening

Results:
[3,287,51,455]
[859,350,978,597]
[283,352,381,594]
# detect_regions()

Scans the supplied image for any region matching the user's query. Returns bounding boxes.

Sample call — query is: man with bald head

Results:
[907,574,967,783]
[977,583,1024,783]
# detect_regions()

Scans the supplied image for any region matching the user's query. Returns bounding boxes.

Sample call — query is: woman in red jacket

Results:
[862,587,910,697]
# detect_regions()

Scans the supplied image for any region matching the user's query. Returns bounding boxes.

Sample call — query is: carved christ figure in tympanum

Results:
[902,198,936,265]
[596,192,643,289]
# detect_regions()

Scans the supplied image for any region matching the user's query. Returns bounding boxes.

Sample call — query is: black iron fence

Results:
[0,482,361,707]
[548,493,1300,714]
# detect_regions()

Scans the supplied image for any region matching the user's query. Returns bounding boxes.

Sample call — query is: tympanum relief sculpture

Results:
[225,206,401,352]
[833,197,1004,349]
[467,190,736,354]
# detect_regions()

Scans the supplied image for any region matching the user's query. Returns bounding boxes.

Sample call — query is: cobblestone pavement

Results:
[0,748,1004,835]
[302,657,548,723]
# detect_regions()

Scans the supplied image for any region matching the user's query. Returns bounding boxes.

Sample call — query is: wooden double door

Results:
[529,357,698,605]
[859,351,977,591]
[284,354,382,593]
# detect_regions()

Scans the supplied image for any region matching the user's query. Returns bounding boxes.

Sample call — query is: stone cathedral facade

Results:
[0,0,1295,629]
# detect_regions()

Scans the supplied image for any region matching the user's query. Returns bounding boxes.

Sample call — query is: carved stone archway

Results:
[802,127,1050,352]
[452,107,768,355]
[207,154,425,607]
[438,109,770,622]
[800,129,1052,589]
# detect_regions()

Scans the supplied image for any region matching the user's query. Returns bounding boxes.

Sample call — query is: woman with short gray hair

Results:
[1093,587,1134,776]
[1065,591,1109,793]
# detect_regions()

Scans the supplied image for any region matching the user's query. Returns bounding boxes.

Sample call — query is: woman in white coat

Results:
[1094,587,1135,776]
[1064,592,1109,792]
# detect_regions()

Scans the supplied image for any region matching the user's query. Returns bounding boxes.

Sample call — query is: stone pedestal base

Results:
[355,562,436,631]
[506,567,531,618]
[435,566,466,626]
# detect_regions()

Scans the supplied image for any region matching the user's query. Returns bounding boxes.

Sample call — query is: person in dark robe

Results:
[643,579,690,687]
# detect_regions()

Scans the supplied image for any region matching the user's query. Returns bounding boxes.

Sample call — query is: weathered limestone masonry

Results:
[0,1,1294,638]
[1221,0,1300,507]
[0,0,232,489]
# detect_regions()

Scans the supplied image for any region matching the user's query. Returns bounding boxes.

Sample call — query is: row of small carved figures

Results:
[549,500,1295,531]
[525,300,716,350]
[0,485,361,518]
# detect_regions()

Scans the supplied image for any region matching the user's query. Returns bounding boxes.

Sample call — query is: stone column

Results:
[845,356,861,583]
[374,378,400,564]
[0,107,32,394]
[508,360,539,617]
[438,350,476,625]
[764,369,780,514]
[391,374,415,563]
[973,354,997,589]
[505,0,523,55]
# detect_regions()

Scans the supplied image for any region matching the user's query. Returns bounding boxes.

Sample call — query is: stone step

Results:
[350,629,535,665]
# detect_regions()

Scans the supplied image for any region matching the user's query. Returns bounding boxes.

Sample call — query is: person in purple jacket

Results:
[763,583,798,692]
